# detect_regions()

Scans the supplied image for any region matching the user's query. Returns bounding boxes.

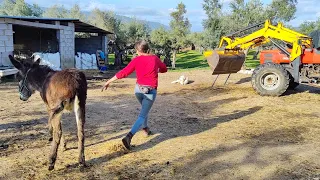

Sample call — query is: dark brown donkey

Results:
[9,55,87,171]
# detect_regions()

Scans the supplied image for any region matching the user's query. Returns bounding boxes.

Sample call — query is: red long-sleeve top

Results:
[115,55,167,89]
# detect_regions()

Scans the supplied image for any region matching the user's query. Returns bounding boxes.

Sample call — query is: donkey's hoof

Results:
[48,165,54,171]
[79,163,86,172]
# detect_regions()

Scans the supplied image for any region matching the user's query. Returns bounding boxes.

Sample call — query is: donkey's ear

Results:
[9,55,22,69]
[33,58,41,66]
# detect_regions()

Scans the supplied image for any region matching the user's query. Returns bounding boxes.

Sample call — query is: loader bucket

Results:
[204,50,246,75]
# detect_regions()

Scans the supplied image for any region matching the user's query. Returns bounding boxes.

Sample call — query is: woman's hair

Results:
[135,40,150,53]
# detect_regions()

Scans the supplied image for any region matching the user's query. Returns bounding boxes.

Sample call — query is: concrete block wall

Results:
[0,22,13,66]
[58,22,75,69]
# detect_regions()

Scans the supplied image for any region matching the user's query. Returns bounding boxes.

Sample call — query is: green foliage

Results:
[88,8,120,34]
[150,27,171,49]
[122,19,150,44]
[202,0,299,49]
[68,4,86,21]
[29,3,43,17]
[170,2,191,50]
[0,0,42,17]
[43,4,86,21]
[42,5,68,18]
[298,21,317,35]
[188,32,206,52]
[265,0,297,22]
[202,0,224,48]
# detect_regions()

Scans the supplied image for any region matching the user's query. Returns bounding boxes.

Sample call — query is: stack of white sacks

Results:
[31,52,97,70]
[32,52,61,70]
[75,52,97,70]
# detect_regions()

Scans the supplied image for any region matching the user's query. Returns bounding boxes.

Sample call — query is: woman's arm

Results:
[102,58,137,92]
[157,58,168,73]
[115,58,137,79]
[101,75,118,91]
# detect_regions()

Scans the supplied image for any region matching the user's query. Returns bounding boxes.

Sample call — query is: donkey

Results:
[9,55,87,171]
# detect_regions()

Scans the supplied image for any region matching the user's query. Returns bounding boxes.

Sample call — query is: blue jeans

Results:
[130,84,157,135]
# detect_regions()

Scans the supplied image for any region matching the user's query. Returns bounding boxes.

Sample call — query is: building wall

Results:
[0,18,108,69]
[75,36,102,54]
[58,22,75,69]
[75,35,109,65]
[0,22,13,66]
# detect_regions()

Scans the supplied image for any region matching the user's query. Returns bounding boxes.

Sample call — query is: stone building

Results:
[0,16,112,77]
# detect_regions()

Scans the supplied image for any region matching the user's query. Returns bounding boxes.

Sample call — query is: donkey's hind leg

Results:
[48,112,63,171]
[48,111,54,142]
[74,96,86,167]
[49,109,67,151]
[47,104,64,142]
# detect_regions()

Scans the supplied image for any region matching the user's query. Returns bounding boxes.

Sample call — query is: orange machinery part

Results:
[260,48,320,64]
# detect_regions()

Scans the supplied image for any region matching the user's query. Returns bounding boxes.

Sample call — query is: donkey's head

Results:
[9,55,41,101]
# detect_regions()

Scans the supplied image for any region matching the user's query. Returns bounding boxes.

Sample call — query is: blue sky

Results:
[26,0,319,32]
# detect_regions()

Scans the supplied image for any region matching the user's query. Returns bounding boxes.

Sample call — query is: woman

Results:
[101,40,167,150]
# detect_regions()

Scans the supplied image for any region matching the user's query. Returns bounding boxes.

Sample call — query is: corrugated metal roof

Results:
[0,15,79,21]
[0,15,113,34]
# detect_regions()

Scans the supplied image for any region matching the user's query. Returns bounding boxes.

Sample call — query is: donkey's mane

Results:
[37,65,55,72]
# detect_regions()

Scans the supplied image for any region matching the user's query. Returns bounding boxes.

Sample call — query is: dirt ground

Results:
[0,69,319,180]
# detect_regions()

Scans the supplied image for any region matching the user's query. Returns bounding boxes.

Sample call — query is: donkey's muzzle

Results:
[20,95,28,101]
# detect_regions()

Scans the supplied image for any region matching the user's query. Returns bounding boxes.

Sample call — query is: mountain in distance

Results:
[115,14,169,30]
[80,10,169,30]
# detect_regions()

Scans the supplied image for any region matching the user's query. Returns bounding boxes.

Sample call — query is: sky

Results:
[25,0,320,32]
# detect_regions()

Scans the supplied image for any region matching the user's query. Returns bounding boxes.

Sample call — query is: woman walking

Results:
[102,40,167,150]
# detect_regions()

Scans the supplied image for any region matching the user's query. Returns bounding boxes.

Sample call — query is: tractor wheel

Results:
[251,63,290,96]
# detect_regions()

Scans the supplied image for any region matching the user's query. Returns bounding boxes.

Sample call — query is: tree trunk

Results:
[172,49,177,69]
[113,44,124,67]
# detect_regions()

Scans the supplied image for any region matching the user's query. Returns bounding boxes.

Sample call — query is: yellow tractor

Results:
[204,19,318,96]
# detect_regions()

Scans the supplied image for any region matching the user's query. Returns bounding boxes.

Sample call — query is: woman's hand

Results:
[101,82,110,92]
[101,76,118,92]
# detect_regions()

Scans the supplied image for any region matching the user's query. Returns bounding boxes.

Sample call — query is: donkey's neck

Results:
[30,66,55,92]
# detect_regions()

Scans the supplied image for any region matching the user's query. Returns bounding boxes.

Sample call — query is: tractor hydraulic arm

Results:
[218,20,313,61]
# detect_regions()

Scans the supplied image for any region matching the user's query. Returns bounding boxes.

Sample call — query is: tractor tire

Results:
[251,63,290,96]
[288,75,300,90]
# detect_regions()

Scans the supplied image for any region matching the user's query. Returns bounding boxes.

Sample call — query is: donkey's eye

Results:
[16,74,22,81]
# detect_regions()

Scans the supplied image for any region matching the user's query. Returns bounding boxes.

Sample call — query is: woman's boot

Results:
[122,132,133,150]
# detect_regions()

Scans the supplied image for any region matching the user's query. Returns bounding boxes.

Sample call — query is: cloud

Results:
[288,0,320,26]
[80,1,116,12]
[25,0,208,31]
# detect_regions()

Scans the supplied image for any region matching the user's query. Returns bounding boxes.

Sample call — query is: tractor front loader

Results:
[204,19,320,96]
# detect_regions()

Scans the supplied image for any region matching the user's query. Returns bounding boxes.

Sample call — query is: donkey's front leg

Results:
[48,115,67,149]
[60,133,67,151]
[48,113,62,171]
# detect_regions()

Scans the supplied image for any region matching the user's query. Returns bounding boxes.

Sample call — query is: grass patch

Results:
[173,50,209,71]
[107,54,133,65]
[108,54,115,65]
[245,50,260,69]
[107,50,260,71]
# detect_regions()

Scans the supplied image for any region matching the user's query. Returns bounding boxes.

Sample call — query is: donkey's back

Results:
[44,68,87,112]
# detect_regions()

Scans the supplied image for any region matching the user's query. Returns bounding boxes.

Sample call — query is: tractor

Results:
[204,19,320,96]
